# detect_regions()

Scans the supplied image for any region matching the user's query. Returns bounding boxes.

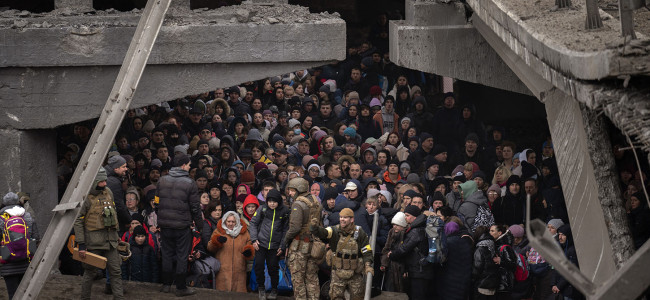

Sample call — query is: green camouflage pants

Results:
[80,246,124,300]
[330,269,364,300]
[288,250,320,300]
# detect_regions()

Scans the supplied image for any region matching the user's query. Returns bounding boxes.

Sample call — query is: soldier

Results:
[284,177,323,300]
[74,167,124,300]
[311,208,374,300]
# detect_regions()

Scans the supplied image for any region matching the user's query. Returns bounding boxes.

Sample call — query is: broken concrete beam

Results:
[0,20,345,67]
[542,89,618,285]
[466,0,650,80]
[0,61,337,130]
[389,20,531,95]
[0,129,58,234]
[404,0,467,26]
[54,0,93,11]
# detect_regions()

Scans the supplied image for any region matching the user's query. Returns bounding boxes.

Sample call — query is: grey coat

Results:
[458,190,488,228]
[248,204,290,251]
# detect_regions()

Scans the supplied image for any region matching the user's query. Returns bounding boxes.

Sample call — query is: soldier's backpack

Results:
[0,210,33,264]
[424,215,447,265]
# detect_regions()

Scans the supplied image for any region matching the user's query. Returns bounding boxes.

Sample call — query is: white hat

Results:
[392,212,408,227]
[288,118,301,128]
[344,182,358,191]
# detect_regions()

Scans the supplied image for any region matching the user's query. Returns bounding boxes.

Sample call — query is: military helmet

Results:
[287,177,309,195]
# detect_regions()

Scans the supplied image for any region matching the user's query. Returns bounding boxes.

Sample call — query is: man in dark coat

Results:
[431,92,462,153]
[156,154,203,296]
[105,155,136,232]
[312,101,339,131]
[389,205,433,300]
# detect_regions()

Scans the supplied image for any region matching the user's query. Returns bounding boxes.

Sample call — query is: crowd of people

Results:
[46,13,649,300]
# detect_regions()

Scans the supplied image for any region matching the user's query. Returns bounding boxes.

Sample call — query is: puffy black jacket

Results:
[122,241,159,283]
[156,167,203,230]
[389,214,433,279]
[439,229,474,300]
[354,208,389,250]
[249,204,290,251]
[495,231,517,292]
[492,190,524,226]
[473,233,499,290]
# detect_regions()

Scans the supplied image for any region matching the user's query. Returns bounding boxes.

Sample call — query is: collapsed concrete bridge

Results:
[390,0,650,297]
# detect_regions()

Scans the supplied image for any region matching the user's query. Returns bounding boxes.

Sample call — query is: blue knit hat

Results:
[343,127,357,138]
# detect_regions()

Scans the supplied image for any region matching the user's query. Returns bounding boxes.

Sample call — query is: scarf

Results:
[221,211,243,238]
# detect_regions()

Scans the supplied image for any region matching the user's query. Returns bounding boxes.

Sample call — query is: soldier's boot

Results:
[268,289,278,300]
[104,283,112,295]
[258,288,267,300]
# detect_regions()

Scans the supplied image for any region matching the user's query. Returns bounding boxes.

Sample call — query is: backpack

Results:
[499,245,529,282]
[424,215,447,265]
[0,213,33,264]
[472,204,495,233]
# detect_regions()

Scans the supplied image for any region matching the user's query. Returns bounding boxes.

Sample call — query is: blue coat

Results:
[122,241,159,283]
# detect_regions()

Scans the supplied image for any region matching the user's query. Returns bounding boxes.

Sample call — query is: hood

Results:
[459,180,478,198]
[236,184,252,198]
[476,234,495,255]
[243,194,259,220]
[409,214,427,229]
[361,177,379,190]
[212,98,231,117]
[216,211,248,236]
[496,230,515,247]
[557,224,574,247]
[465,189,488,206]
[222,167,241,183]
[381,106,394,115]
[169,167,188,177]
[461,103,477,121]
[411,96,428,110]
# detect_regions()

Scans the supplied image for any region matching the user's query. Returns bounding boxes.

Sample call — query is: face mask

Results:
[95,185,105,191]
[294,129,301,135]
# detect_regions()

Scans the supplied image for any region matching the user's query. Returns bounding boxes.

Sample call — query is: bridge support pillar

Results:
[0,129,58,233]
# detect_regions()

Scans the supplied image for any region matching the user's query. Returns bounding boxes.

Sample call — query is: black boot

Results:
[104,283,112,295]
[268,289,278,300]
[174,273,196,297]
[175,287,196,297]
[161,271,173,293]
[258,288,267,300]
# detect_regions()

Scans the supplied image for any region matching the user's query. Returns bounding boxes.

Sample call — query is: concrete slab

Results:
[0,61,337,129]
[0,5,346,67]
[404,0,467,26]
[467,0,650,80]
[389,20,531,95]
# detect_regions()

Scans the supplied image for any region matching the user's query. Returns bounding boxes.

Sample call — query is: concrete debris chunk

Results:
[267,17,279,24]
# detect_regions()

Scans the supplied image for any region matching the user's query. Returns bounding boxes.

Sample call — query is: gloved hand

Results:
[365,262,374,276]
[77,243,86,251]
[242,249,252,257]
[217,236,228,244]
[309,218,319,232]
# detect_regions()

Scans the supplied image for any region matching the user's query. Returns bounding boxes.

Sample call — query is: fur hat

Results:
[391,212,408,227]
[107,155,127,170]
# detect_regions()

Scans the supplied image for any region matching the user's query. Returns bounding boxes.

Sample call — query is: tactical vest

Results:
[332,226,363,279]
[295,194,322,239]
[85,191,119,231]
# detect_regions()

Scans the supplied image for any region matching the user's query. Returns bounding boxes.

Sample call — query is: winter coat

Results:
[249,204,290,251]
[552,227,582,300]
[207,218,255,292]
[105,167,133,227]
[389,214,433,279]
[381,228,406,292]
[511,237,534,299]
[357,115,382,140]
[447,191,463,214]
[458,190,489,229]
[439,229,473,300]
[628,204,650,250]
[202,216,219,250]
[492,190,524,226]
[353,209,389,251]
[327,199,360,227]
[0,205,35,276]
[373,107,399,134]
[457,104,487,147]
[156,167,203,230]
[494,231,517,292]
[432,106,461,147]
[472,233,499,290]
[313,112,340,131]
[122,240,159,283]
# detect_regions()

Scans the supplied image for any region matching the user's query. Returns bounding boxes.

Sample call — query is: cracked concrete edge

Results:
[467,0,650,80]
[0,20,346,67]
[404,0,467,26]
[389,20,532,95]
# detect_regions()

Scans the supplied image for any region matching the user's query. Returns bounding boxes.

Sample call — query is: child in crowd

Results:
[122,225,158,283]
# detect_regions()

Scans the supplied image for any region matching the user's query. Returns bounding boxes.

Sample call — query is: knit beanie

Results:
[431,191,445,203]
[247,129,263,142]
[133,225,147,237]
[241,171,255,184]
[547,219,565,230]
[404,205,421,217]
[445,222,460,236]
[131,213,144,224]
[406,173,420,184]
[107,155,127,170]
[2,192,19,207]
[487,184,501,195]
[343,127,357,138]
[391,212,408,227]
[509,224,525,238]
[322,187,339,202]
[254,162,268,175]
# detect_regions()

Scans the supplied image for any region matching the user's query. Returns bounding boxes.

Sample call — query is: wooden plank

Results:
[72,248,107,269]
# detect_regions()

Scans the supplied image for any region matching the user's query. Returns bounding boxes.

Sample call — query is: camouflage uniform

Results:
[73,167,124,300]
[312,214,373,300]
[285,178,322,300]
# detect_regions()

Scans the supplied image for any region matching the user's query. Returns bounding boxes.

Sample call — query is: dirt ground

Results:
[0,274,408,300]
